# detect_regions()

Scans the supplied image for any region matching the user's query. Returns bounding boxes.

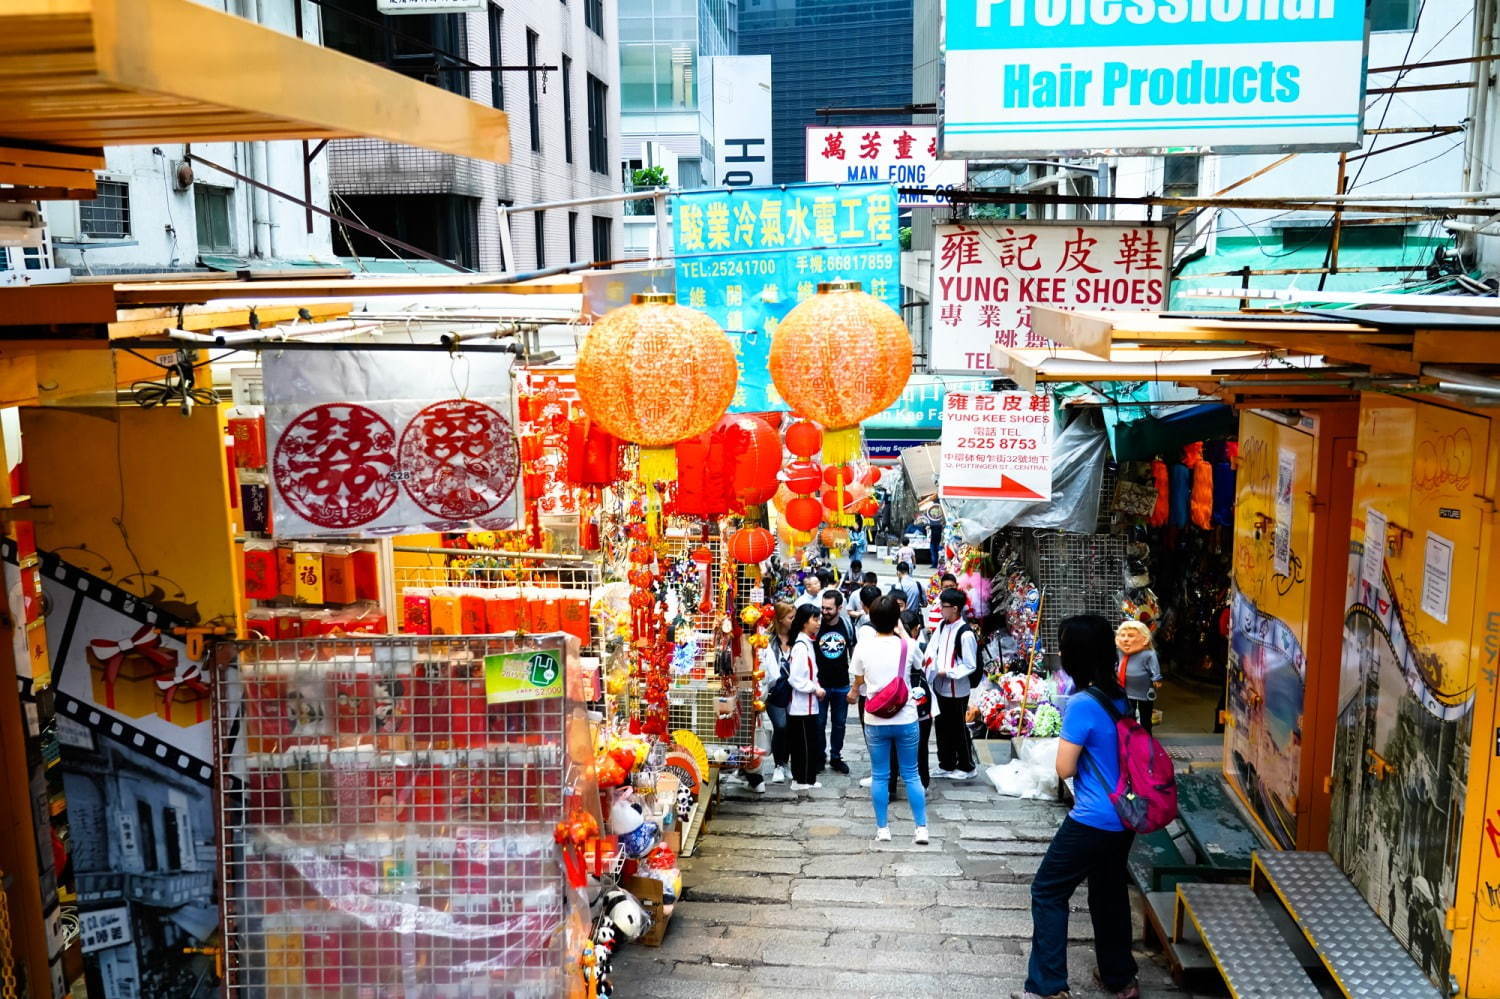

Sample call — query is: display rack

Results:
[392,547,604,702]
[1035,530,1125,666]
[218,634,571,998]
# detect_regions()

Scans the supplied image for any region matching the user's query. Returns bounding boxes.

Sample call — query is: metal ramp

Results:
[1173,883,1322,998]
[1251,851,1442,999]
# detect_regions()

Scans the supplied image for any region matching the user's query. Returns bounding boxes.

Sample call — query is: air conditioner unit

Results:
[0,202,43,248]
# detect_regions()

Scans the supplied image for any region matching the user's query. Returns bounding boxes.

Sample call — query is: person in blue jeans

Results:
[847,595,928,843]
[814,589,855,774]
[1016,615,1139,999]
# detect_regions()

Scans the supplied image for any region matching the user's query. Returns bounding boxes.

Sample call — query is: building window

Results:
[333,194,480,270]
[592,215,612,263]
[585,0,603,36]
[137,800,159,873]
[194,185,232,253]
[80,179,129,239]
[586,74,609,175]
[320,1,470,97]
[534,210,546,269]
[488,4,504,109]
[526,29,542,152]
[1161,155,1201,217]
[562,55,575,164]
[1369,0,1417,31]
[568,211,578,262]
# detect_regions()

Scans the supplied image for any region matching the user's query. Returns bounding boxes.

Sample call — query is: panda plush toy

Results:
[601,887,650,942]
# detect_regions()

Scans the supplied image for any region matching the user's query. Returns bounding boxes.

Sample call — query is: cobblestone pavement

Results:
[612,740,1199,999]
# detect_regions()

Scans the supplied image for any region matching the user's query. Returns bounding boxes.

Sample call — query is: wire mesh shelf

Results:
[219,634,572,998]
[1035,531,1125,659]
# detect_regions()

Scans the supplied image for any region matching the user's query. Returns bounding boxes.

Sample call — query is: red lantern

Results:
[821,487,854,512]
[784,496,823,532]
[785,420,823,458]
[859,466,881,487]
[728,527,776,564]
[719,415,780,508]
[823,464,854,488]
[783,461,822,495]
[858,497,880,518]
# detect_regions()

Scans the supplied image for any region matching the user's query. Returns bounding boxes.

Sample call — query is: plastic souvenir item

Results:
[617,819,659,858]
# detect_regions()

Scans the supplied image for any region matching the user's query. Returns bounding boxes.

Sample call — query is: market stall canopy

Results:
[990,344,1302,392]
[1,0,511,195]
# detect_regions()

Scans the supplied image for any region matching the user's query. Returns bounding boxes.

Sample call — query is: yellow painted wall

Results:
[1226,410,1317,848]
[22,406,240,627]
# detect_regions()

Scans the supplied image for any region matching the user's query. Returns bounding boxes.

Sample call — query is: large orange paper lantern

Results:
[858,497,880,518]
[728,527,776,564]
[784,496,823,532]
[769,282,912,463]
[576,294,738,447]
[784,420,823,458]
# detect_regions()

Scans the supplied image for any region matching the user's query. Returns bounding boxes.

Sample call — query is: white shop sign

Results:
[940,0,1366,156]
[805,126,966,207]
[929,221,1171,374]
[939,391,1052,503]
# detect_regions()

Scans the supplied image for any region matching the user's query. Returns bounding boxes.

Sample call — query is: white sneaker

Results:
[913,826,930,844]
[875,827,891,841]
[751,781,766,794]
[859,776,873,788]
[941,769,977,780]
[771,766,786,784]
[722,773,748,786]
[790,781,819,791]
[931,769,954,779]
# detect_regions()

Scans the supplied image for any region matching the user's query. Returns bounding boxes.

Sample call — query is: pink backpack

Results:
[1083,689,1179,834]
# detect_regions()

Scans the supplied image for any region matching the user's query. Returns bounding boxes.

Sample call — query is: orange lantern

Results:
[819,526,850,548]
[728,527,776,564]
[576,293,738,479]
[783,461,822,495]
[769,282,912,463]
[858,497,880,518]
[859,465,881,487]
[784,496,823,532]
[784,420,823,458]
[770,484,796,513]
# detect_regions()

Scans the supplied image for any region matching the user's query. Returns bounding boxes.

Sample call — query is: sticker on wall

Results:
[1360,507,1387,595]
[1272,448,1295,577]
[264,351,520,538]
[1421,532,1453,624]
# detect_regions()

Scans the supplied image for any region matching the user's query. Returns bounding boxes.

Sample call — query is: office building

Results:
[738,0,911,185]
[321,0,622,271]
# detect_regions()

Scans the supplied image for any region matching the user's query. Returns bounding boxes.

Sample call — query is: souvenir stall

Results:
[1109,414,1240,695]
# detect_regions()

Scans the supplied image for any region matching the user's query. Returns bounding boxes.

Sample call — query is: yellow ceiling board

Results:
[0,0,511,180]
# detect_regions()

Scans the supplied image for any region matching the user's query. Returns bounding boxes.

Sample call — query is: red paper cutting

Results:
[273,403,399,529]
[398,399,520,520]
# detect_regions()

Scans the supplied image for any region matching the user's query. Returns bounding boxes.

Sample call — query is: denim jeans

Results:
[1024,815,1137,995]
[866,721,927,829]
[765,703,790,767]
[816,686,851,763]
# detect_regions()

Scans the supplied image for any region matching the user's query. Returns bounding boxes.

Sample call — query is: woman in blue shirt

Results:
[1015,615,1139,999]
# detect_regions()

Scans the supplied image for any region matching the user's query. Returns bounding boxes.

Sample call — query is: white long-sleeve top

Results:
[788,633,822,716]
[926,619,978,699]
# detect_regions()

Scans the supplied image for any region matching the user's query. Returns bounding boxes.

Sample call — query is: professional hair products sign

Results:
[940,0,1365,155]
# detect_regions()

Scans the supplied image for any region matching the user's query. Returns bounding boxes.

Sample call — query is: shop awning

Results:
[991,344,1301,391]
[1,0,510,193]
